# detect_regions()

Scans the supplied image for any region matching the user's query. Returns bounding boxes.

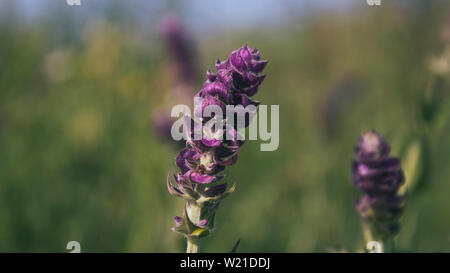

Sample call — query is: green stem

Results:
[186,238,199,253]
[382,237,395,253]
[362,221,396,253]
[362,221,374,245]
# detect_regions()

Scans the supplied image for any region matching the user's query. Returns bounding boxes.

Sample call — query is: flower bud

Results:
[167,45,267,245]
[352,130,406,238]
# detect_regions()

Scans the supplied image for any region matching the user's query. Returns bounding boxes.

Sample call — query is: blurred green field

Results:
[0,1,449,252]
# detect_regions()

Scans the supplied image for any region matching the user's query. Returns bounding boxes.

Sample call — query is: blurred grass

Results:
[0,2,450,252]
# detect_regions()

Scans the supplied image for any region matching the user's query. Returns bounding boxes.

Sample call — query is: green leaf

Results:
[230,239,241,253]
[190,228,210,238]
[400,140,421,195]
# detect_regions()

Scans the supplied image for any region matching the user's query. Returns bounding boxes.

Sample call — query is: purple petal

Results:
[176,148,195,173]
[201,138,222,147]
[250,60,268,73]
[230,50,246,71]
[174,216,184,227]
[201,82,231,103]
[198,219,208,228]
[239,44,251,61]
[355,130,391,161]
[206,68,217,82]
[189,170,216,184]
[194,94,226,117]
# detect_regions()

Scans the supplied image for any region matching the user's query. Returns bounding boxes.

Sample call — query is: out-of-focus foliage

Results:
[0,1,449,252]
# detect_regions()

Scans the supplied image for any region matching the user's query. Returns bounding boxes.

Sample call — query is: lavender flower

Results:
[352,130,406,250]
[167,44,267,252]
[158,14,198,86]
[320,73,363,139]
[153,14,198,144]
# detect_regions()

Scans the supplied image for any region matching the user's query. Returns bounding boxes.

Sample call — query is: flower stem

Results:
[382,237,395,253]
[362,221,374,244]
[362,221,396,253]
[186,238,199,253]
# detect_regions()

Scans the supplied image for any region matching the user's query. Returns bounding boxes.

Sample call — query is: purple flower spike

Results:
[167,45,268,252]
[352,130,406,239]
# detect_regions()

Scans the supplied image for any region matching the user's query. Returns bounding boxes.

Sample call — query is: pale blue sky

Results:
[1,0,362,33]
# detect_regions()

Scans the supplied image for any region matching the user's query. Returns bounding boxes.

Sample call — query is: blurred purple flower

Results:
[153,110,176,142]
[153,14,199,144]
[320,73,363,139]
[158,14,198,86]
[352,130,406,237]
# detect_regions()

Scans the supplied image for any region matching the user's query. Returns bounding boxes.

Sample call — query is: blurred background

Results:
[0,0,449,252]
